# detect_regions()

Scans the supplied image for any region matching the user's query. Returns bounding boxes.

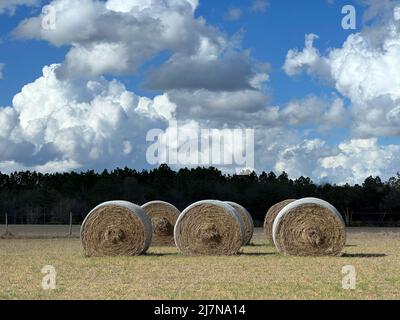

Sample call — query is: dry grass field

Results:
[1,227,400,300]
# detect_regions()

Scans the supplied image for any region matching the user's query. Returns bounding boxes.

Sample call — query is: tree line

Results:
[1,164,400,226]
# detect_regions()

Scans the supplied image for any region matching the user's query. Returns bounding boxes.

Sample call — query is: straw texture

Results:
[272,198,346,256]
[174,200,244,256]
[264,199,296,243]
[226,201,254,245]
[81,201,152,257]
[141,201,180,246]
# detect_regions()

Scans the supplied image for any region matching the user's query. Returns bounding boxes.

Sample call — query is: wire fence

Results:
[0,211,84,225]
[251,212,400,228]
[2,212,400,229]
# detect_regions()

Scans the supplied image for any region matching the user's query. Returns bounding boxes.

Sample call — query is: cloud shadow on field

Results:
[341,253,387,258]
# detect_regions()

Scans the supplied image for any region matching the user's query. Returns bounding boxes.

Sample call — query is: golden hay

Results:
[141,201,180,247]
[174,200,244,256]
[272,198,346,256]
[264,199,296,243]
[226,201,254,245]
[81,201,152,257]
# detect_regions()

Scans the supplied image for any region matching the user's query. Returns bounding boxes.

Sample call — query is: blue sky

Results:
[0,0,357,145]
[0,0,400,184]
[1,0,358,106]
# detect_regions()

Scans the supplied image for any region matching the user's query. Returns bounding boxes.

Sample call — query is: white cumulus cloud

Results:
[0,0,40,14]
[224,7,242,21]
[0,64,173,172]
[274,138,400,185]
[284,6,400,138]
[250,1,269,13]
[318,139,400,185]
[2,0,400,185]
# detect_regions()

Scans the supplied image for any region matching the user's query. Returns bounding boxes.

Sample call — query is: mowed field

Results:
[1,226,400,300]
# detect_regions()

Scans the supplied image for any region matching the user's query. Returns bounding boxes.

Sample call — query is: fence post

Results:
[69,212,73,237]
[5,212,8,234]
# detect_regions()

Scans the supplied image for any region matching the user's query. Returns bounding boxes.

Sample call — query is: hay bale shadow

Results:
[246,242,272,247]
[342,253,386,258]
[145,252,180,257]
[238,252,278,257]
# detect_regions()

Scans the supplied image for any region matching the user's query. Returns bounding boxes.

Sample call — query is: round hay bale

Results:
[141,201,180,246]
[264,199,296,243]
[174,200,244,256]
[272,198,346,256]
[81,201,152,257]
[225,201,254,245]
